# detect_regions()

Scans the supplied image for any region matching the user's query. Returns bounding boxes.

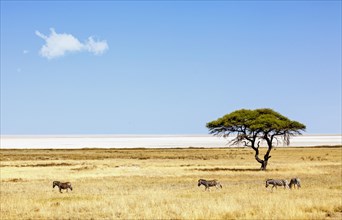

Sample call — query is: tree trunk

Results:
[259,156,270,170]
[253,145,272,171]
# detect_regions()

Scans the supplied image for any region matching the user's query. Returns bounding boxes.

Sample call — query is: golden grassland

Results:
[0,146,341,219]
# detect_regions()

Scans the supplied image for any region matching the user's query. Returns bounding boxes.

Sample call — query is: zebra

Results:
[53,181,73,193]
[289,178,301,189]
[198,179,222,191]
[265,179,289,189]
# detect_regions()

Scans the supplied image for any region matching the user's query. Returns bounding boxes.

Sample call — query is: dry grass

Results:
[1,146,341,219]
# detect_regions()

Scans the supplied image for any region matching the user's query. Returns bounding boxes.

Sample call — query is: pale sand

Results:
[0,134,341,149]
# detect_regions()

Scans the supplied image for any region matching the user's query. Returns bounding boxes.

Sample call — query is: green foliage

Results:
[206,108,306,146]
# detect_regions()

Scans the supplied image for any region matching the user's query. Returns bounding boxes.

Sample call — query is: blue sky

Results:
[1,1,341,134]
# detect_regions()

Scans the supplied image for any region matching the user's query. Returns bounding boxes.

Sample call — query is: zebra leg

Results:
[270,185,275,192]
[205,184,209,191]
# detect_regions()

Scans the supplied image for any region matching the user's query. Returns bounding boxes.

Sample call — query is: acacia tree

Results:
[206,108,306,170]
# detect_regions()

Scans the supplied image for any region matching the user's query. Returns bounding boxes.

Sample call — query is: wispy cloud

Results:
[35,28,109,59]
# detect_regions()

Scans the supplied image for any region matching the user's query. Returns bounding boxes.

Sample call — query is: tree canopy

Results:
[206,108,306,170]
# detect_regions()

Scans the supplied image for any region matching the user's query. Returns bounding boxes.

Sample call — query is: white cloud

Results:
[23,50,29,54]
[85,37,109,55]
[35,28,108,59]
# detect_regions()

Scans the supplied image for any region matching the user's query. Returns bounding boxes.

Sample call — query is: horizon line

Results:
[1,133,341,137]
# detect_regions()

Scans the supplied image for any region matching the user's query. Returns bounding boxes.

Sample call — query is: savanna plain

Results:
[1,146,341,219]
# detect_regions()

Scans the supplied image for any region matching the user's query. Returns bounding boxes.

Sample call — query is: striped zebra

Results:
[53,181,73,193]
[289,178,301,189]
[265,179,289,189]
[198,179,222,191]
